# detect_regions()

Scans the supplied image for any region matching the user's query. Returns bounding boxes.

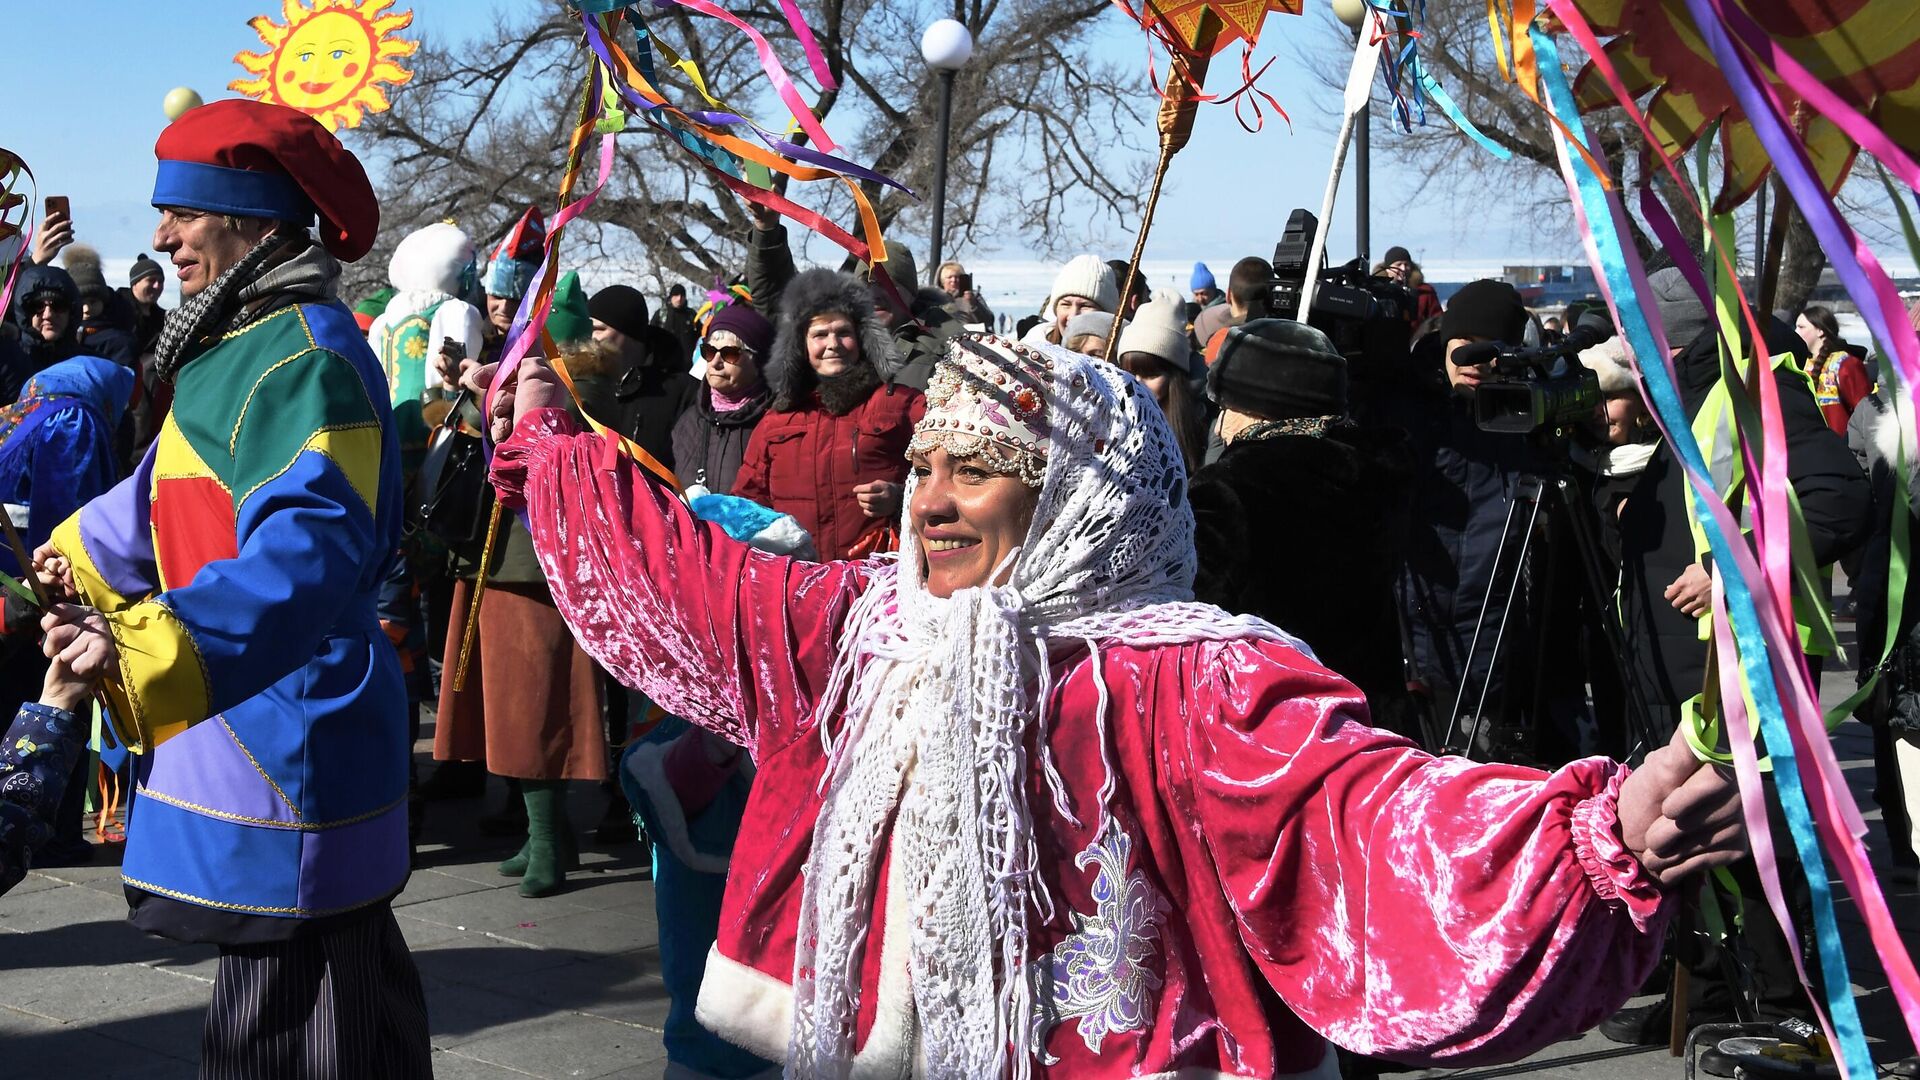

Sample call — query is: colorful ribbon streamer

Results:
[1543,5,1920,1071]
[0,149,37,332]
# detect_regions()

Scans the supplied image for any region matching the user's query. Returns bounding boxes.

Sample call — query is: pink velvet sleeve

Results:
[492,408,869,757]
[1177,641,1671,1066]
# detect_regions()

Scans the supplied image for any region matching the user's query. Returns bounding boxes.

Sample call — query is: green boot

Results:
[497,786,579,878]
[497,836,531,878]
[518,780,568,898]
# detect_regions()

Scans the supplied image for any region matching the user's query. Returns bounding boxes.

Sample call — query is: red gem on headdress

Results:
[1012,386,1041,420]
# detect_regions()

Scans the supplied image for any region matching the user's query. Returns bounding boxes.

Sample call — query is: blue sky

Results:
[5,1,1873,306]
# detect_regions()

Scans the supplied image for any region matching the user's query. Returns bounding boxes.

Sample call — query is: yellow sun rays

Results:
[230,0,418,131]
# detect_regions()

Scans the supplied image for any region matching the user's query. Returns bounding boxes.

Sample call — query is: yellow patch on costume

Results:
[103,599,212,752]
[152,418,226,487]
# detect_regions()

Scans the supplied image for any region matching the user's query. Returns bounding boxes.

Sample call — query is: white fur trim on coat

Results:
[696,843,919,1078]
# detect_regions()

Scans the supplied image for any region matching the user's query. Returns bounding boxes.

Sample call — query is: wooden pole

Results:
[1758,174,1793,316]
[1103,14,1216,365]
[1298,18,1384,321]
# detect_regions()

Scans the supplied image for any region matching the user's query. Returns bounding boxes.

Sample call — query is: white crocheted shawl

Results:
[787,338,1298,1078]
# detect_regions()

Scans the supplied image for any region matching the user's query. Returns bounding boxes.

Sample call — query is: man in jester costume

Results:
[35,99,430,1077]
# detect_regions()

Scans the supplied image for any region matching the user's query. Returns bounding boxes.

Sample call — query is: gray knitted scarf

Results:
[153,231,341,382]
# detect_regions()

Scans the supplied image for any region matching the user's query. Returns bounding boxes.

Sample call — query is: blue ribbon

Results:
[1416,59,1511,160]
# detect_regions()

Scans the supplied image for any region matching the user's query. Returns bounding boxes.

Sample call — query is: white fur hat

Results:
[1580,337,1636,394]
[1117,293,1196,374]
[1046,253,1119,315]
[388,221,475,297]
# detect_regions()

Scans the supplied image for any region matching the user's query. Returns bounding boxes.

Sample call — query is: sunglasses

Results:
[700,343,753,364]
[27,297,69,314]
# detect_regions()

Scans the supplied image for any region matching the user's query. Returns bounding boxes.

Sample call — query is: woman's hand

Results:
[31,210,73,265]
[462,357,564,443]
[1617,725,1745,886]
[854,480,902,520]
[747,200,781,233]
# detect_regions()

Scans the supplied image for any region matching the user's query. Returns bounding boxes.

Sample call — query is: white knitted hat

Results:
[1117,292,1193,371]
[1046,253,1119,315]
[1580,337,1636,394]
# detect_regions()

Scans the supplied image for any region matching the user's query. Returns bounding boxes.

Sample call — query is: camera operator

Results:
[1191,319,1418,739]
[1386,280,1567,758]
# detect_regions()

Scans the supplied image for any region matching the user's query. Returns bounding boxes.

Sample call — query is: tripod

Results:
[1444,454,1669,763]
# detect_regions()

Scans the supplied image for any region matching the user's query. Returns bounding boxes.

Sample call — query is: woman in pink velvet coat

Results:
[474,333,1743,1080]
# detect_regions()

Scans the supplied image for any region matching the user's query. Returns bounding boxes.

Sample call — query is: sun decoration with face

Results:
[230,0,418,132]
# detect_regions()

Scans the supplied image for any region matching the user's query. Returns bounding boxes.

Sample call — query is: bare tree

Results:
[343,0,1147,298]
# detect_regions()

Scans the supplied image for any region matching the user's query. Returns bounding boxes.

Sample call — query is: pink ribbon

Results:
[484,132,619,417]
[776,0,838,91]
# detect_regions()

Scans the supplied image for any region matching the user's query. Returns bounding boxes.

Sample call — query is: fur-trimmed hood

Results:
[768,268,898,411]
[1867,387,1920,496]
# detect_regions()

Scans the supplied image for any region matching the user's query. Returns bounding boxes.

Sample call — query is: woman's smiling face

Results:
[909,447,1040,598]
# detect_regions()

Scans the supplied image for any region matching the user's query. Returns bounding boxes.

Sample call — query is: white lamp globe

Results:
[921,19,974,71]
[1331,0,1369,30]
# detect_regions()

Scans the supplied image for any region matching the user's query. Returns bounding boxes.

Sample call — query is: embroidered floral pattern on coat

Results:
[1027,823,1169,1063]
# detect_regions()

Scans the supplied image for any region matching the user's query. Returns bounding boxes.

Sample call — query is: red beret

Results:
[152,99,379,262]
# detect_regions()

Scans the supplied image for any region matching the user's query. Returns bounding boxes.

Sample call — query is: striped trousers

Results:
[200,905,432,1080]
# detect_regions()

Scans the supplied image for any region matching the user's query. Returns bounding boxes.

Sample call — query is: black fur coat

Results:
[1191,426,1419,736]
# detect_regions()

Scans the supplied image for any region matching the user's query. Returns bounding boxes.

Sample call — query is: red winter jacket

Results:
[731,382,925,560]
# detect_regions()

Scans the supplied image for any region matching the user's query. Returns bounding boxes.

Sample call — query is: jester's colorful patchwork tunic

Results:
[52,300,409,921]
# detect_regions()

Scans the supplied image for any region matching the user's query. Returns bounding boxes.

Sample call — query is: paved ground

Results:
[0,773,670,1079]
[3,621,1917,1078]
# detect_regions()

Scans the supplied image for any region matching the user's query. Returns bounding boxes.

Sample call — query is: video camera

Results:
[1269,209,1413,362]
[1455,310,1615,435]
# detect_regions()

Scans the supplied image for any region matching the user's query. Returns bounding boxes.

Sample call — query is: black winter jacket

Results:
[608,363,700,472]
[669,385,769,494]
[1386,376,1544,712]
[1617,324,1871,709]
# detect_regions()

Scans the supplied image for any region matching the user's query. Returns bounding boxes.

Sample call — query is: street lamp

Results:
[1332,0,1370,265]
[920,18,974,275]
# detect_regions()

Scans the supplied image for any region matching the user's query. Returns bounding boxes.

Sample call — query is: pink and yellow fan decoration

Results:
[1568,0,1920,211]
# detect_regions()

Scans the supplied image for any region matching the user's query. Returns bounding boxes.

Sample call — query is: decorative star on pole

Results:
[1144,0,1301,55]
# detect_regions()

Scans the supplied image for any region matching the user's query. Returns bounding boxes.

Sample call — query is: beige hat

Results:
[1579,337,1637,394]
[1117,293,1199,376]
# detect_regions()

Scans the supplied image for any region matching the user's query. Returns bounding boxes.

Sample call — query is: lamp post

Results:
[1331,0,1370,265]
[920,18,974,275]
